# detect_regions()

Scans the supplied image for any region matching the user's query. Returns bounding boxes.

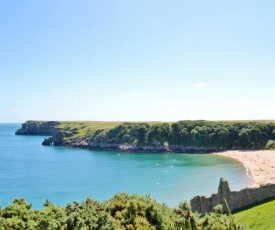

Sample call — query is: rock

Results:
[42,130,65,146]
[16,121,60,135]
[42,137,53,146]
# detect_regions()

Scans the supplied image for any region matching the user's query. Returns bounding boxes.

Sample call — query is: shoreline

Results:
[215,150,275,188]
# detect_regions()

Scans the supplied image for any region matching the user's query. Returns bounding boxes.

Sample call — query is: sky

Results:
[1,0,275,122]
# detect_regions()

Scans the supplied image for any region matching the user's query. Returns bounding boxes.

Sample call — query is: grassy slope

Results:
[234,198,275,229]
[54,121,163,141]
[55,121,121,141]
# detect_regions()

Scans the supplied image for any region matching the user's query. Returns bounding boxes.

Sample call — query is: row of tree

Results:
[99,120,275,149]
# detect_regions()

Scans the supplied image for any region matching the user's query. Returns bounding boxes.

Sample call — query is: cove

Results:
[0,124,252,208]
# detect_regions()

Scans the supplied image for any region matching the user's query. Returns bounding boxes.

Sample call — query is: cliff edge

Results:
[15,121,60,135]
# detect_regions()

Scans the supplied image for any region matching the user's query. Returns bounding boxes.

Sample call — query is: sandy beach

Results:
[215,150,275,187]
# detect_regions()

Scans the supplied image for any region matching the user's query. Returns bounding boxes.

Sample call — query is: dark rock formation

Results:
[169,145,226,153]
[42,130,74,146]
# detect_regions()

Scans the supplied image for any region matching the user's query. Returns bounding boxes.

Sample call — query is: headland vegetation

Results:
[16,120,275,153]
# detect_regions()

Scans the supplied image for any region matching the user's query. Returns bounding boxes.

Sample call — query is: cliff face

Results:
[88,126,170,152]
[42,130,90,148]
[88,127,223,153]
[15,121,60,135]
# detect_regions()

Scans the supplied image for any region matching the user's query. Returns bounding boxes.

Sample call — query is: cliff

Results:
[190,178,275,215]
[15,121,60,135]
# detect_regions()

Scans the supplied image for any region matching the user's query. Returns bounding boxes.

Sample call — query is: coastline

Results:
[215,150,275,188]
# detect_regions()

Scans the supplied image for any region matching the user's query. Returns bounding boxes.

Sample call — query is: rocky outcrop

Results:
[169,145,226,153]
[42,130,66,146]
[89,143,169,152]
[190,178,275,215]
[65,137,90,148]
[15,121,60,135]
[42,130,90,148]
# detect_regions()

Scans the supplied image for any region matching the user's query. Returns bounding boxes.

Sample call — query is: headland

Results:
[15,120,275,153]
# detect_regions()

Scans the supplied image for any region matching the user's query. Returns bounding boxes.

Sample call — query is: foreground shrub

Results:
[0,194,245,230]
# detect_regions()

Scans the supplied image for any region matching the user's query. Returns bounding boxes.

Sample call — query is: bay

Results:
[0,123,252,208]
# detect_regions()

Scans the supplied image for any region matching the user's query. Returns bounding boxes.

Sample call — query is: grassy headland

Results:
[16,120,275,152]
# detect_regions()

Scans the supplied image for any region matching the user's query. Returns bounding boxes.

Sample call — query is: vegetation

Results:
[94,120,275,150]
[0,194,244,230]
[55,121,122,141]
[169,120,275,149]
[265,140,275,150]
[234,198,275,230]
[17,120,275,150]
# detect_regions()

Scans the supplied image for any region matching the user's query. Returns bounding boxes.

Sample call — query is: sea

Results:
[0,123,252,209]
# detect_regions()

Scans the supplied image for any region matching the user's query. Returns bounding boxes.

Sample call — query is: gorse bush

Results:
[0,193,245,230]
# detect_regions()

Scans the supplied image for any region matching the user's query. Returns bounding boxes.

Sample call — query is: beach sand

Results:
[215,150,275,187]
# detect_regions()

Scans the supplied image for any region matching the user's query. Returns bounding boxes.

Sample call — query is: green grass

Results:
[54,121,165,141]
[55,121,122,140]
[234,198,275,229]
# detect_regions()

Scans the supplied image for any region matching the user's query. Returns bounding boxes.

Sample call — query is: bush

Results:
[265,140,275,150]
[0,194,245,230]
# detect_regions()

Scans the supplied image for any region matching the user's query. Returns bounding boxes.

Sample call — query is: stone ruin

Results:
[190,178,275,215]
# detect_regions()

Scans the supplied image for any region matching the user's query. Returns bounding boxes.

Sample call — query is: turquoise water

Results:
[0,124,252,208]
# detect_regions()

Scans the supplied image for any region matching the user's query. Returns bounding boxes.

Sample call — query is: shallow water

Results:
[0,123,252,208]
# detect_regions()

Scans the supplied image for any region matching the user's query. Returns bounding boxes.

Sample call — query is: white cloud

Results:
[121,92,144,97]
[79,96,86,100]
[10,108,29,113]
[267,97,275,104]
[193,82,209,88]
[131,92,144,97]
[264,88,274,93]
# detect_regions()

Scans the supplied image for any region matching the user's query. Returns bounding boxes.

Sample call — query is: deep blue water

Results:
[0,123,252,208]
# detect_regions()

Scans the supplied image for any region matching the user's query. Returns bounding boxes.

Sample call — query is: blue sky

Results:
[1,0,275,122]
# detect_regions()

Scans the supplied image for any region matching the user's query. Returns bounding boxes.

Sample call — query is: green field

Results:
[234,198,275,229]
